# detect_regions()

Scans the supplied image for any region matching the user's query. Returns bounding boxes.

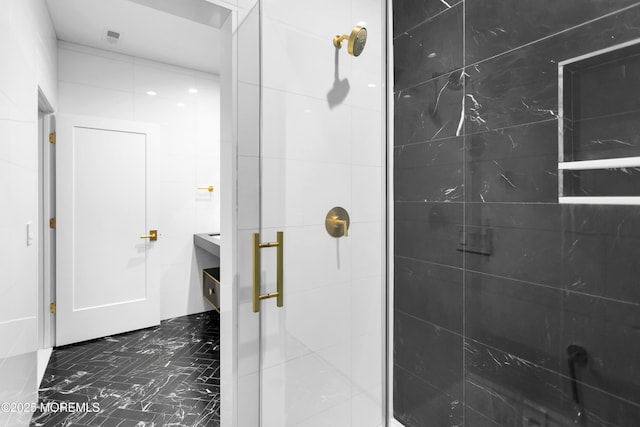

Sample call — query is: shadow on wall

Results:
[327,48,350,109]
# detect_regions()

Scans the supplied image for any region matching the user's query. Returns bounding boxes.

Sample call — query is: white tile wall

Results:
[0,0,58,424]
[261,16,352,101]
[351,106,384,167]
[261,89,352,163]
[261,353,352,426]
[57,42,221,320]
[293,399,352,427]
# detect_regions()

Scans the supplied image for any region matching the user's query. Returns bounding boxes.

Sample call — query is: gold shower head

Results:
[333,25,367,57]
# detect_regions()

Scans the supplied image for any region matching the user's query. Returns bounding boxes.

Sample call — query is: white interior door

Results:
[56,114,159,346]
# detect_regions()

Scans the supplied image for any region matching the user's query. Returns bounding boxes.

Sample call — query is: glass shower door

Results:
[252,1,387,425]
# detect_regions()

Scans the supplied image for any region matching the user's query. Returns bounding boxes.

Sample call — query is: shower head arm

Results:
[332,34,349,49]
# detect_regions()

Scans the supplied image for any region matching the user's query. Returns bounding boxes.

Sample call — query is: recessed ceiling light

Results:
[188,88,199,94]
[304,109,312,113]
[368,83,377,88]
[146,91,157,96]
[177,102,186,107]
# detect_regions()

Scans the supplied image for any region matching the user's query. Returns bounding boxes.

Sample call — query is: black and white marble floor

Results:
[30,311,220,427]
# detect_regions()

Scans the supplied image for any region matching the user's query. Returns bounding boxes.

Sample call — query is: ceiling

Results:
[46,0,229,74]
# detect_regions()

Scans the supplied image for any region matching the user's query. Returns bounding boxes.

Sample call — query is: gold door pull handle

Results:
[140,230,158,241]
[197,186,215,192]
[252,232,284,313]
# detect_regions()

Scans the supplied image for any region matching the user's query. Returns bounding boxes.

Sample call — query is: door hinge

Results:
[50,302,56,314]
[49,218,56,229]
[49,132,56,144]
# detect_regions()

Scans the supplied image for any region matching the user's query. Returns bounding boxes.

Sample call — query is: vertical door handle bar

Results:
[252,231,284,313]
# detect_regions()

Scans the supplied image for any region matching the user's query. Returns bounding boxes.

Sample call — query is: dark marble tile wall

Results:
[393,1,640,426]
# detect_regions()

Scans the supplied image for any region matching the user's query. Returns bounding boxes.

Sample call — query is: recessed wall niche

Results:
[559,39,640,204]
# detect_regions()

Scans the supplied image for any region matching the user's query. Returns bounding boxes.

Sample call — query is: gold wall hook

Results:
[333,25,367,57]
[325,207,350,237]
[197,185,215,192]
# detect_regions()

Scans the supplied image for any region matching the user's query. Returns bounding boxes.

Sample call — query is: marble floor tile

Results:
[30,311,220,427]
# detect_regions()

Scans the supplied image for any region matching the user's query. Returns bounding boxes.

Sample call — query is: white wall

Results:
[0,0,58,425]
[57,42,221,320]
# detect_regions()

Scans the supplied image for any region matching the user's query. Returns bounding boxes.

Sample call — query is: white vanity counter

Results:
[193,232,221,257]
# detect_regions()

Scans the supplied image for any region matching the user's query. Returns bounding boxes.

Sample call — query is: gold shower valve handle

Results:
[325,207,350,238]
[335,218,348,237]
[197,186,215,192]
